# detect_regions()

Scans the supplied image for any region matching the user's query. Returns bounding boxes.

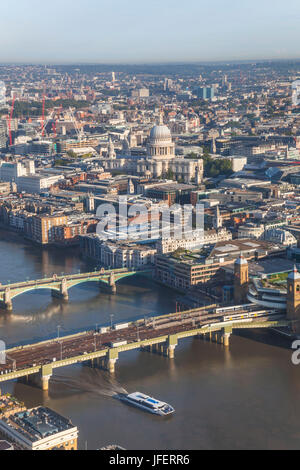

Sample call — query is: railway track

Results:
[0,308,281,375]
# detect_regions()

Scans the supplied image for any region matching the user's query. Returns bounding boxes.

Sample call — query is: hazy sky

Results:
[0,0,300,63]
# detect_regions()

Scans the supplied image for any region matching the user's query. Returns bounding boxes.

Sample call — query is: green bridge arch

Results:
[0,268,153,309]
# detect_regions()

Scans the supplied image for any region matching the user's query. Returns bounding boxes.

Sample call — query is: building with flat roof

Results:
[0,406,78,451]
[145,183,196,206]
[0,440,14,450]
[80,234,156,269]
[29,214,68,244]
[156,251,221,291]
[17,174,64,194]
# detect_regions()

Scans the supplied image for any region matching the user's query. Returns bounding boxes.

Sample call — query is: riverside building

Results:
[0,406,78,450]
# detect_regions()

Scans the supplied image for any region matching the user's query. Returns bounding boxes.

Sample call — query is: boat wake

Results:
[50,368,128,399]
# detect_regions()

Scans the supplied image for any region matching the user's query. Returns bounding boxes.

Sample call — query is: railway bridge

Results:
[0,268,152,311]
[0,304,289,390]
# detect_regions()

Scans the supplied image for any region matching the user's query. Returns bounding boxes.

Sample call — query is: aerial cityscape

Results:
[0,0,300,455]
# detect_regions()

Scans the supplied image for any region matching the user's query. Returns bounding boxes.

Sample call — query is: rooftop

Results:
[1,407,75,444]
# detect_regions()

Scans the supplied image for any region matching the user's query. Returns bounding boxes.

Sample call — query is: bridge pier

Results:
[106,359,117,374]
[108,285,117,295]
[0,288,13,311]
[0,300,12,311]
[208,331,222,344]
[222,327,232,347]
[51,279,69,301]
[142,336,178,359]
[39,365,53,391]
[108,273,116,294]
[51,290,69,301]
[207,328,231,346]
[104,349,119,374]
[152,343,169,356]
[99,273,117,295]
[141,342,164,356]
[27,365,53,391]
[167,345,176,359]
[167,335,178,359]
[155,343,166,356]
[40,375,51,391]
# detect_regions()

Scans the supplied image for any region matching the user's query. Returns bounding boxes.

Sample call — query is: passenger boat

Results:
[116,392,174,416]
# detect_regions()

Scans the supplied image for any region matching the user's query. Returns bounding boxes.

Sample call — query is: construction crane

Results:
[68,107,85,142]
[37,105,65,140]
[52,104,63,138]
[36,109,55,139]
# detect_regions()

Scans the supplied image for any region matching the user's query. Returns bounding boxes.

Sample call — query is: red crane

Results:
[8,95,16,146]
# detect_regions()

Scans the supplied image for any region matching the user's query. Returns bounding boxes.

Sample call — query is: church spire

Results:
[159,107,164,125]
[211,137,216,154]
[122,136,130,156]
[108,136,116,159]
[213,205,222,229]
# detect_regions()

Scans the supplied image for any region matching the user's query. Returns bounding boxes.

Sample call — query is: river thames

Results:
[0,229,300,450]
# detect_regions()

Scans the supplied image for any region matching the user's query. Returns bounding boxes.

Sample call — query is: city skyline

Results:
[1,0,300,64]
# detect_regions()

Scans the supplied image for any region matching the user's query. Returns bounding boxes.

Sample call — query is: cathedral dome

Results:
[147,117,175,160]
[150,124,172,143]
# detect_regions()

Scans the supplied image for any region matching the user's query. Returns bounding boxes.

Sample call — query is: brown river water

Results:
[0,229,299,450]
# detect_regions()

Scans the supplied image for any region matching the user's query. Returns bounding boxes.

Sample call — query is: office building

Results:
[0,406,78,450]
[197,87,215,100]
[0,120,6,150]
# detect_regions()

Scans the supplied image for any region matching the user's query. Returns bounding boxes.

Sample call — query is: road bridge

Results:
[0,268,152,311]
[0,304,289,390]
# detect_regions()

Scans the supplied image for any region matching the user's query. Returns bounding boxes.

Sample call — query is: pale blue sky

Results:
[0,0,300,63]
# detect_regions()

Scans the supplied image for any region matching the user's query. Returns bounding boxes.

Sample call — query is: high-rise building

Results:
[0,160,34,182]
[197,87,215,100]
[0,120,7,150]
[0,81,6,107]
[131,88,149,99]
[30,215,68,244]
[164,78,173,91]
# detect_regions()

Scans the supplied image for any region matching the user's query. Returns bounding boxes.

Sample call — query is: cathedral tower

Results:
[107,137,116,159]
[213,205,223,230]
[234,255,249,304]
[287,266,300,333]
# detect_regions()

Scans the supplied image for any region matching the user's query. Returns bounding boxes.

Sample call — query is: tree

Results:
[67,150,77,159]
[200,155,233,178]
[166,168,175,180]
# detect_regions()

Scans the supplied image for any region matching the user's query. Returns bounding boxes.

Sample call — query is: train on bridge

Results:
[0,304,289,391]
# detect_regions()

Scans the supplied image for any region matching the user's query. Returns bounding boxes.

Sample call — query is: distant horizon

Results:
[1,0,300,64]
[2,57,300,67]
